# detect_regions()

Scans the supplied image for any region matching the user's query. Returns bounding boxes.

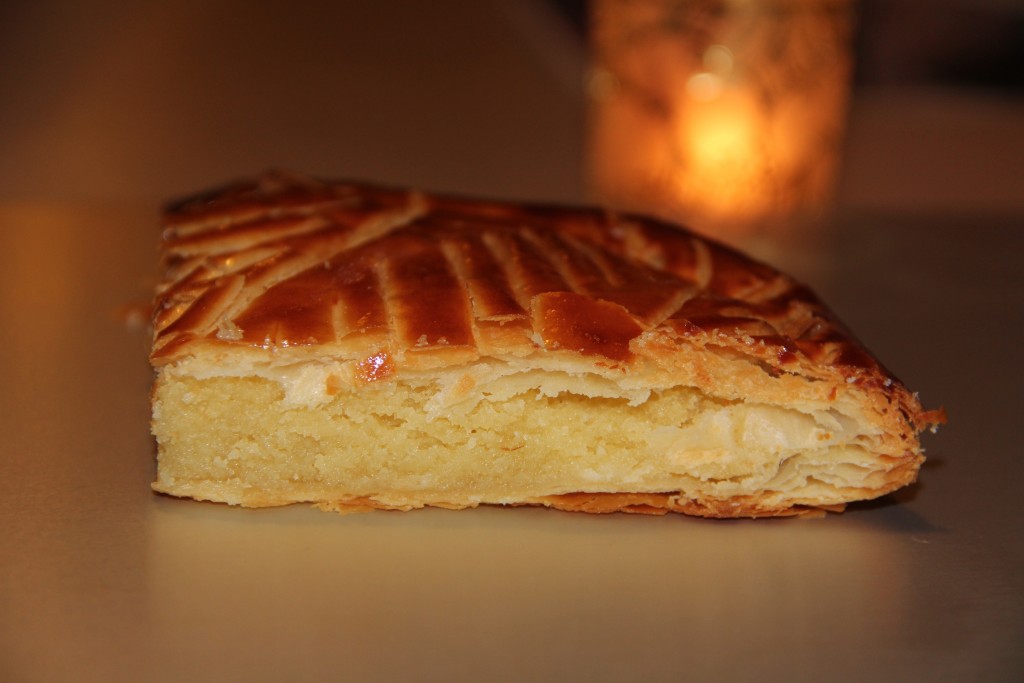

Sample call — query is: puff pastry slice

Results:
[149,172,942,517]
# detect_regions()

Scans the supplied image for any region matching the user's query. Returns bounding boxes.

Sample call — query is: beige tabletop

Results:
[2,2,1023,681]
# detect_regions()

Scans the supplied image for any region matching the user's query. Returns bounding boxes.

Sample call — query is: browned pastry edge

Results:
[149,172,936,401]
[310,493,847,518]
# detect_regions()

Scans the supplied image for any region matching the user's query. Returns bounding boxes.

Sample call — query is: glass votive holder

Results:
[587,0,856,237]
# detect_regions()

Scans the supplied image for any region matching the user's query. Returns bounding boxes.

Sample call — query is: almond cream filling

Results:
[152,367,887,510]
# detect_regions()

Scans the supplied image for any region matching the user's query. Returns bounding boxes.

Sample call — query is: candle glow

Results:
[588,0,854,233]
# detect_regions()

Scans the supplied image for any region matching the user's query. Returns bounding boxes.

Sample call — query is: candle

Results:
[588,0,854,235]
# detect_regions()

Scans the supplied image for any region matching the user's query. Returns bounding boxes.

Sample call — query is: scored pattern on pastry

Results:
[152,171,882,379]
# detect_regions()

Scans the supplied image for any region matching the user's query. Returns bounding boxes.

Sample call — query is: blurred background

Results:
[0,0,1020,214]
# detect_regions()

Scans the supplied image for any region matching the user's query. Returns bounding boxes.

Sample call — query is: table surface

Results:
[2,3,1023,682]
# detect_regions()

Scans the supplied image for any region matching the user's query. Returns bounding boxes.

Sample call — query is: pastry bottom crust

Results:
[312,493,849,518]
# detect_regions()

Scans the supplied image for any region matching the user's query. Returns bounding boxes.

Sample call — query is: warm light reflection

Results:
[149,502,922,679]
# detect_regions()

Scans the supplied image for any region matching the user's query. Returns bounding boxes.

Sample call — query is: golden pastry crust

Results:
[150,171,943,517]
